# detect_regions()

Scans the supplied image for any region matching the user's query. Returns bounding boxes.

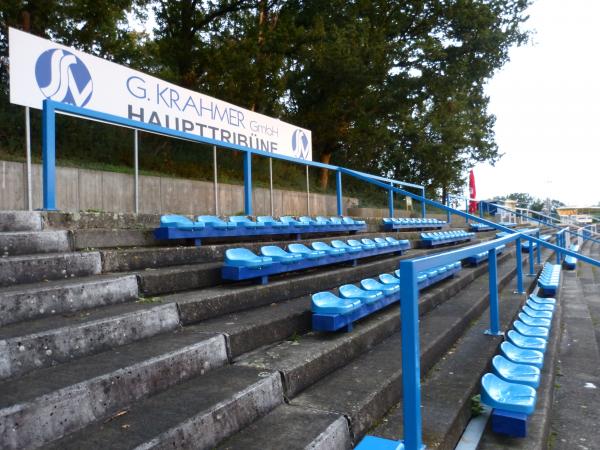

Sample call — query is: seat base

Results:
[355,436,409,450]
[492,408,528,437]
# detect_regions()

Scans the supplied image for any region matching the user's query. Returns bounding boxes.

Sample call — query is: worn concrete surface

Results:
[0,230,71,257]
[0,302,180,379]
[46,366,283,450]
[218,404,352,450]
[0,332,226,449]
[0,210,42,232]
[0,274,138,327]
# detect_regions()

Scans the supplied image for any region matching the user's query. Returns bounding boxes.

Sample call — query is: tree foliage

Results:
[0,0,532,198]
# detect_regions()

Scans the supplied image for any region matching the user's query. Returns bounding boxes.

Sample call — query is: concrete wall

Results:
[0,160,358,216]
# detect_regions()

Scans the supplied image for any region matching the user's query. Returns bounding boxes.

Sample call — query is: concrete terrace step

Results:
[218,404,351,450]
[0,251,101,287]
[0,230,71,257]
[0,274,139,327]
[46,365,283,450]
[168,241,495,323]
[0,301,179,379]
[235,249,517,400]
[0,211,43,232]
[0,331,226,450]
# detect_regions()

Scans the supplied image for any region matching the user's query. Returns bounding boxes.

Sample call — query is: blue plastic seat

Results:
[312,292,361,315]
[500,341,544,369]
[229,216,265,228]
[417,273,428,283]
[260,246,303,264]
[331,240,361,253]
[288,243,325,259]
[257,216,288,228]
[300,216,326,227]
[198,215,236,229]
[492,355,541,388]
[329,217,344,226]
[529,294,556,305]
[385,236,405,246]
[363,238,387,248]
[312,241,345,256]
[426,269,439,278]
[360,278,399,296]
[339,284,384,305]
[518,313,551,328]
[522,305,553,319]
[343,216,366,226]
[513,320,549,339]
[160,214,205,230]
[507,330,547,353]
[225,248,273,268]
[525,299,555,312]
[281,216,309,227]
[374,237,393,247]
[379,273,400,285]
[316,216,335,226]
[480,373,537,415]
[349,239,375,250]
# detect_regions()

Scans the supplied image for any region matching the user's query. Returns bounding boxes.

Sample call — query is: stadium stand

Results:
[382,217,446,230]
[420,230,474,247]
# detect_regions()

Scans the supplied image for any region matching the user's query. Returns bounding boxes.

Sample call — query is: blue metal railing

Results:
[40,100,427,217]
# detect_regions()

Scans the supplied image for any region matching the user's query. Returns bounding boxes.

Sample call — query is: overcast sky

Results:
[472,0,600,206]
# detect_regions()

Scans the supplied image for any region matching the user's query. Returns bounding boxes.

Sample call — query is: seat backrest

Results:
[312,241,332,251]
[331,240,350,249]
[379,273,399,284]
[361,278,383,290]
[339,284,363,297]
[257,216,275,224]
[361,238,375,245]
[260,245,287,257]
[312,291,341,305]
[225,248,259,261]
[347,239,362,247]
[374,237,386,244]
[198,215,225,224]
[342,217,355,224]
[288,243,312,253]
[316,216,330,223]
[299,216,314,223]
[160,214,193,227]
[329,217,343,224]
[230,215,252,223]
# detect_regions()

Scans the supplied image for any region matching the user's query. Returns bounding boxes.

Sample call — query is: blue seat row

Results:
[480,293,557,437]
[465,245,506,265]
[538,262,561,295]
[155,214,367,245]
[382,217,446,230]
[222,237,411,284]
[499,222,517,228]
[469,222,495,232]
[311,263,462,332]
[420,230,474,247]
[563,244,579,270]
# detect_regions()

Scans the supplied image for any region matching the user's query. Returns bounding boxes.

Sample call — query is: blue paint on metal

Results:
[421,187,426,218]
[388,188,394,218]
[355,435,406,450]
[485,248,502,335]
[465,199,469,224]
[336,170,343,216]
[516,238,524,294]
[536,230,541,265]
[446,195,451,224]
[528,238,535,276]
[42,101,57,210]
[244,151,252,215]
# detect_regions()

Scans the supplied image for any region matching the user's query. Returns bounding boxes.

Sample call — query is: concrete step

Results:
[0,274,139,327]
[170,241,495,324]
[136,261,222,296]
[0,230,71,257]
[236,249,517,399]
[0,251,101,287]
[0,330,227,450]
[0,211,43,232]
[218,404,351,450]
[0,301,180,379]
[45,365,283,450]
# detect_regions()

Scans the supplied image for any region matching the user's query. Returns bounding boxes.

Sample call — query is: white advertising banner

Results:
[9,27,312,160]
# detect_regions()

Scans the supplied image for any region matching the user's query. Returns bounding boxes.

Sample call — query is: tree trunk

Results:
[319,152,332,189]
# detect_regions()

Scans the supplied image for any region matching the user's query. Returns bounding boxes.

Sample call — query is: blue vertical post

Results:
[529,238,535,276]
[388,187,394,218]
[421,187,426,218]
[485,248,502,335]
[42,101,57,211]
[479,201,483,218]
[243,150,252,215]
[399,261,423,450]
[516,238,524,294]
[336,170,343,216]
[446,195,451,224]
[536,230,541,265]
[465,199,469,224]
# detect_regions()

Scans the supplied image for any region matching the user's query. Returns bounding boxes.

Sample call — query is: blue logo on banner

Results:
[35,49,93,107]
[291,129,310,159]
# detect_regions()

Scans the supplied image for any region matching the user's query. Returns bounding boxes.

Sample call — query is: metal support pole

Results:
[25,107,32,211]
[485,248,502,335]
[388,186,394,218]
[213,146,219,215]
[42,102,56,211]
[528,239,535,276]
[306,165,310,216]
[465,199,469,224]
[446,195,451,224]
[336,170,343,216]
[536,230,541,265]
[479,201,483,218]
[516,238,524,294]
[134,130,139,214]
[243,151,252,215]
[421,187,426,218]
[556,233,562,264]
[399,261,423,450]
[269,157,274,216]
